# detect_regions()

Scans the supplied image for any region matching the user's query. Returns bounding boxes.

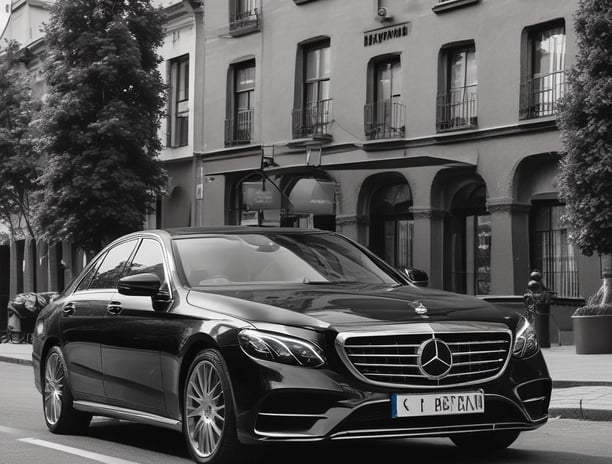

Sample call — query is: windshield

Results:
[173,233,398,287]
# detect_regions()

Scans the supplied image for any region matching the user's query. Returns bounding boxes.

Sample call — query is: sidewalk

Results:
[542,344,612,422]
[1,341,611,421]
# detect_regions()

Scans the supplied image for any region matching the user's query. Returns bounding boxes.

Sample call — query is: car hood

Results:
[186,283,515,331]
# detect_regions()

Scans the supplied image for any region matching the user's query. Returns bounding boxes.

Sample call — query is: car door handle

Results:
[107,302,123,315]
[62,302,76,315]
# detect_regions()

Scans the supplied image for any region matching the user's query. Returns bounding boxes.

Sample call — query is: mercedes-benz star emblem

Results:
[412,301,428,315]
[418,338,453,379]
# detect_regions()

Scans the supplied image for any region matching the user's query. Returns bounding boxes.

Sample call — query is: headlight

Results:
[238,329,326,368]
[513,315,538,358]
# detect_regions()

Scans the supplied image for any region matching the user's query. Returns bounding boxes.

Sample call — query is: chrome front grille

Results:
[337,328,512,388]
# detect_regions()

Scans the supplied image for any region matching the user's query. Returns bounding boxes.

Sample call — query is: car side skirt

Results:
[73,401,182,432]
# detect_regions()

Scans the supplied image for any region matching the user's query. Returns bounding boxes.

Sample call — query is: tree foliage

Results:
[36,0,167,255]
[557,0,612,257]
[0,40,40,238]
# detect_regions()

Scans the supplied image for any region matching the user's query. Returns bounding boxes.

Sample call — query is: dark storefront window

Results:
[473,214,491,295]
[531,203,578,297]
[369,183,413,268]
[445,184,490,295]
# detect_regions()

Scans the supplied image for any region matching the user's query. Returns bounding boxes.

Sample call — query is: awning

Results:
[288,178,336,215]
[242,180,282,210]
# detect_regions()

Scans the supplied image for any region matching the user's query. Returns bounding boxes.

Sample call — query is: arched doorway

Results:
[368,181,413,268]
[514,153,580,298]
[444,182,490,295]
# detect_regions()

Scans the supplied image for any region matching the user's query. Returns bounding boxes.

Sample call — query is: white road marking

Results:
[0,425,23,435]
[18,438,142,464]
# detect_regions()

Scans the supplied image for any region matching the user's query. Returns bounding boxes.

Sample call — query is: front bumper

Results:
[228,348,551,444]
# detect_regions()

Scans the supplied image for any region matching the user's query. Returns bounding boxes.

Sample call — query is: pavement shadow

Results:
[84,421,612,464]
[84,420,529,464]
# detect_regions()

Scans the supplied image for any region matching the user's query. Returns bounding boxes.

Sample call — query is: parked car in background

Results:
[32,227,551,464]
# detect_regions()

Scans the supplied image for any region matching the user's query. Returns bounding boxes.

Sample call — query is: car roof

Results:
[163,226,332,237]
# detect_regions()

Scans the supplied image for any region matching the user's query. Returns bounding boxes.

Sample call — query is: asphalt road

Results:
[1,361,611,464]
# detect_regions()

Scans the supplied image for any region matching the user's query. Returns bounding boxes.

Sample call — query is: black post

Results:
[523,270,552,348]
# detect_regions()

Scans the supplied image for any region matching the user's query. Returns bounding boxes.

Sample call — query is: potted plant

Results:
[572,297,612,354]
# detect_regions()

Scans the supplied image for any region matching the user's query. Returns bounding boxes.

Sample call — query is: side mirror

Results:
[117,273,161,296]
[398,266,429,287]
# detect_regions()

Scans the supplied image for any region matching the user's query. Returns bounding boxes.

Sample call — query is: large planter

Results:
[572,315,612,354]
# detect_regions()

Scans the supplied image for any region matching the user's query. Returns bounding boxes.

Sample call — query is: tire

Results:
[450,430,520,451]
[43,346,92,434]
[183,349,243,464]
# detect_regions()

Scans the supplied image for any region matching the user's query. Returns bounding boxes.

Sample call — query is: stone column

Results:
[23,237,36,292]
[36,240,49,292]
[62,241,73,290]
[9,238,23,298]
[411,207,447,290]
[487,200,531,295]
[335,214,367,244]
[47,243,60,292]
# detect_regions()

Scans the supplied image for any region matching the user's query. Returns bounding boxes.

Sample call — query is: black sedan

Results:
[32,227,551,464]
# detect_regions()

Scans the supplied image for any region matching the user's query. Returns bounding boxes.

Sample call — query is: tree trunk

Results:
[601,254,612,305]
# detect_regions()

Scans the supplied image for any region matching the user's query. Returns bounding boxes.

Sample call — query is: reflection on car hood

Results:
[186,283,510,331]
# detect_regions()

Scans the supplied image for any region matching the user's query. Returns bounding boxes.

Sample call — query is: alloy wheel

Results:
[185,359,226,458]
[44,351,64,425]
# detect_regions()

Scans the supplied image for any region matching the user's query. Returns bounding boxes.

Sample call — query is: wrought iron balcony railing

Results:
[520,70,566,120]
[292,98,332,139]
[437,84,478,131]
[224,109,254,146]
[364,99,406,140]
[229,4,260,36]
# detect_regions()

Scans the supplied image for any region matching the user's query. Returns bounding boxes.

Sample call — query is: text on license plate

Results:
[391,390,485,418]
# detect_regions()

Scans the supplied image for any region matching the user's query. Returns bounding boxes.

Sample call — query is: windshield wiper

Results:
[301,278,366,285]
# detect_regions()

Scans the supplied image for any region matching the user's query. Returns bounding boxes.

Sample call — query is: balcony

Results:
[520,70,566,120]
[292,99,333,140]
[364,99,406,140]
[437,84,478,131]
[225,109,254,146]
[433,0,480,14]
[229,5,260,37]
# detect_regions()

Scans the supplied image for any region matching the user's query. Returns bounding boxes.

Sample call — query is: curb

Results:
[553,380,612,388]
[0,356,32,367]
[549,407,612,422]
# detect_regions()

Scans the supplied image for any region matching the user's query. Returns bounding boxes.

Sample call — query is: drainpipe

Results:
[188,1,205,226]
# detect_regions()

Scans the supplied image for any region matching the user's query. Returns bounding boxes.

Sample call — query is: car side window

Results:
[75,254,105,292]
[125,238,166,285]
[89,240,138,290]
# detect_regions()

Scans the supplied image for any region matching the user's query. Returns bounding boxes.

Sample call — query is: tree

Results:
[557,0,612,305]
[0,40,40,239]
[36,0,167,256]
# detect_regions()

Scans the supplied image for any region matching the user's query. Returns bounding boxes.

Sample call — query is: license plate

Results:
[391,390,485,418]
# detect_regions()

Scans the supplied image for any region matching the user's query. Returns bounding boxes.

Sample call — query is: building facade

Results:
[148,0,202,230]
[0,0,601,329]
[193,0,600,302]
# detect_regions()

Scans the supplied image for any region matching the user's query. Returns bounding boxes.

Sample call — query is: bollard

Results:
[523,270,554,348]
